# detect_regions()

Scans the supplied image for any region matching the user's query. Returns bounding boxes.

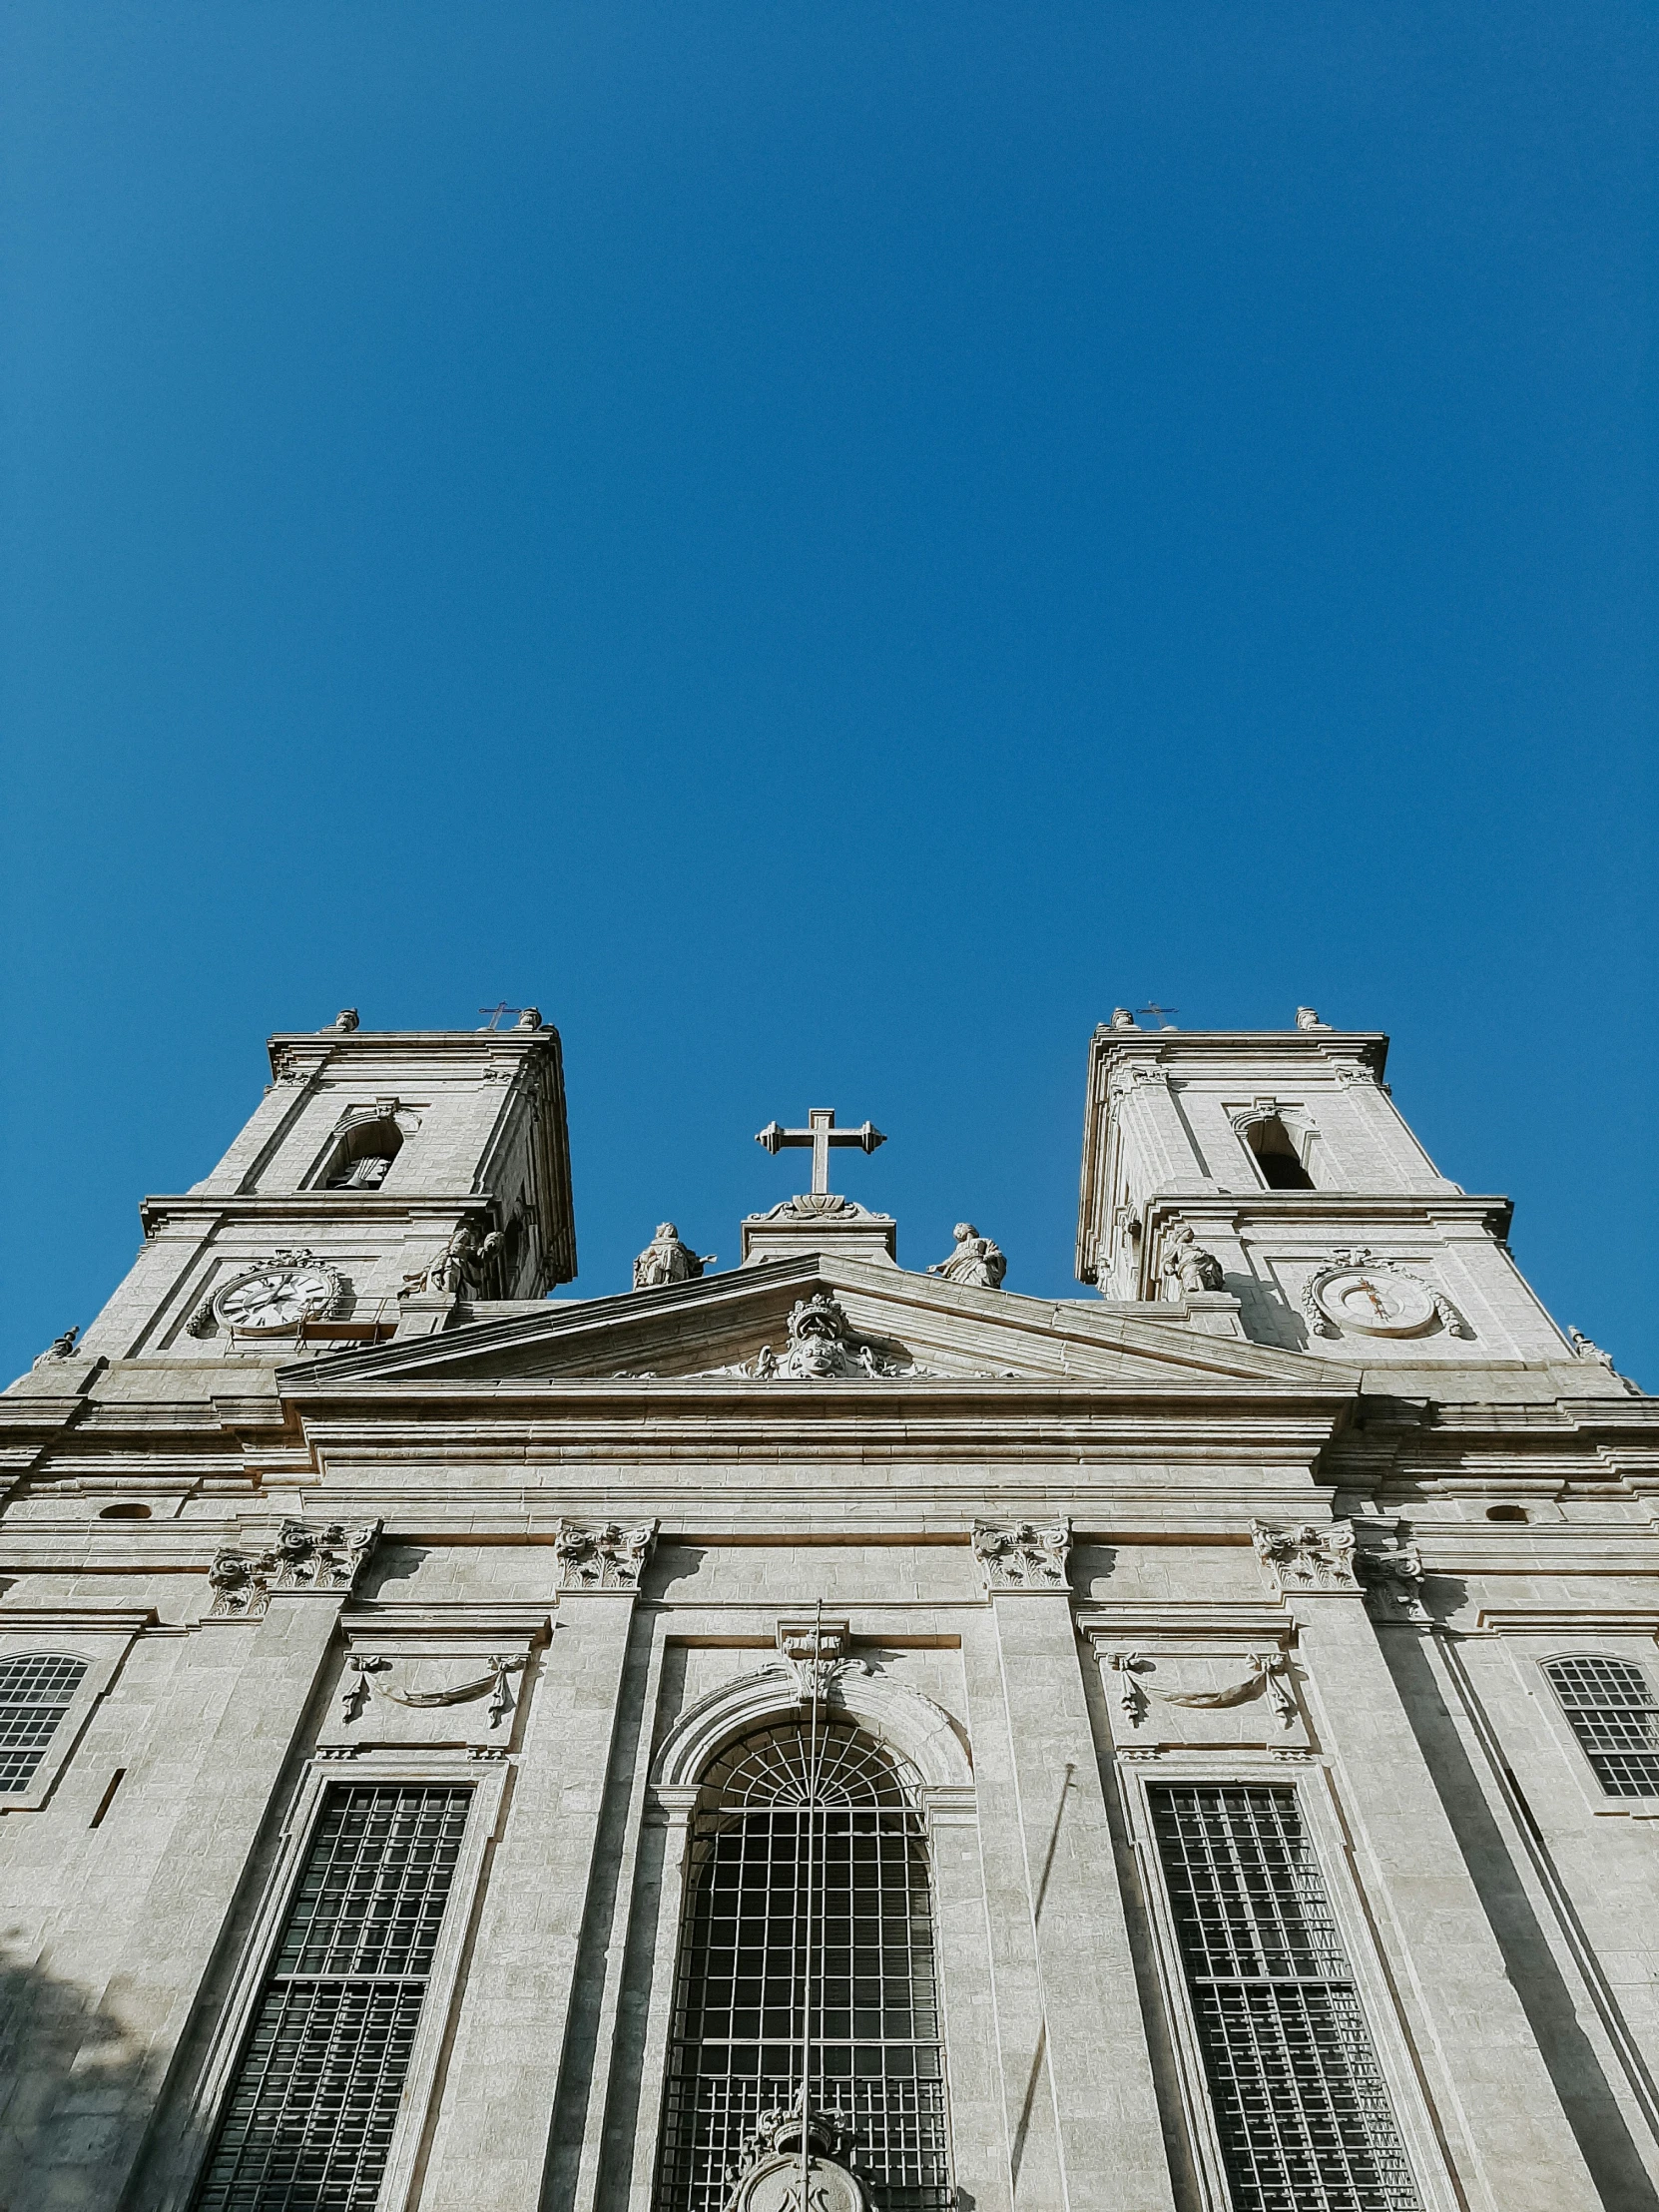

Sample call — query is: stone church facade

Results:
[3,1007,1657,2212]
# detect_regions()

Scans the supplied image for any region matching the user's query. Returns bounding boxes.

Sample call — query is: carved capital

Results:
[208,1517,381,1620]
[1249,1518,1360,1597]
[553,1518,657,1592]
[973,1518,1071,1593]
[1355,1538,1429,1622]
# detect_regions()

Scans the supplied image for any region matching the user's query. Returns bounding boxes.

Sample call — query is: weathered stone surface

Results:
[1,1014,1654,2212]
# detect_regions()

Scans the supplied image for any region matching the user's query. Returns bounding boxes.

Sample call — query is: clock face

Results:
[213,1265,338,1336]
[1314,1267,1437,1338]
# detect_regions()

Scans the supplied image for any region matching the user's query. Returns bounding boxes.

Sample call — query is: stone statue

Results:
[515,1006,541,1029]
[1295,1006,1329,1030]
[1567,1327,1615,1371]
[632,1223,716,1290]
[402,1223,504,1298]
[1110,1006,1137,1029]
[330,1008,359,1032]
[927,1223,1007,1290]
[1160,1224,1225,1297]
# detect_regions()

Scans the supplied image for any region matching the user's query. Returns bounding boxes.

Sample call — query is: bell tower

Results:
[78,1011,576,1364]
[1076,1007,1583,1372]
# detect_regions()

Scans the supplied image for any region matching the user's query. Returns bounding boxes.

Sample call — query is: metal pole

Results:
[799,1598,827,2209]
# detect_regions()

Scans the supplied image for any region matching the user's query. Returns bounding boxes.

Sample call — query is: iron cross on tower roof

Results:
[754,1107,886,1197]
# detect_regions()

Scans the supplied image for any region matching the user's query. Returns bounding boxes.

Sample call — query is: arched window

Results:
[1244,1116,1316,1191]
[319,1117,402,1191]
[1544,1656,1659,1797]
[0,1652,89,1792]
[655,1717,952,2212]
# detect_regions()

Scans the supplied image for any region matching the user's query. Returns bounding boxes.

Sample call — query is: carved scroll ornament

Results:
[1107,1649,1296,1729]
[339,1653,525,1728]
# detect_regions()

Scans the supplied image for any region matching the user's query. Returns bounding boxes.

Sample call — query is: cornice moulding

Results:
[342,1604,552,1648]
[1475,1607,1659,1637]
[139,1193,509,1234]
[1077,1605,1292,1640]
[0,1605,160,1634]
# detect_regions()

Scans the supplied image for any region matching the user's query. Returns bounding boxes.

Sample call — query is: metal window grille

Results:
[654,1719,952,2212]
[1544,1656,1659,1797]
[1150,1784,1420,2212]
[0,1651,89,1791]
[193,1784,471,2212]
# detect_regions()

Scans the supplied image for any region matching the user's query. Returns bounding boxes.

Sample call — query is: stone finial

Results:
[1159,1224,1226,1298]
[1250,1519,1359,1596]
[31,1327,80,1370]
[330,1008,360,1032]
[553,1519,657,1592]
[973,1518,1071,1592]
[208,1517,381,1620]
[632,1223,716,1291]
[927,1223,1007,1290]
[1295,1006,1330,1030]
[1110,1007,1137,1030]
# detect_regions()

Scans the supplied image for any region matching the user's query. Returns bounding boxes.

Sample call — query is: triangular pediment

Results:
[278,1253,1359,1398]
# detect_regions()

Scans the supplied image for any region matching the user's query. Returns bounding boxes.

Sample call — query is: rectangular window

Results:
[194,1784,470,2212]
[1544,1656,1659,1797]
[1150,1784,1420,2212]
[0,1652,89,1791]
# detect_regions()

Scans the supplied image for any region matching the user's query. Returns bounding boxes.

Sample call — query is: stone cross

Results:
[754,1107,885,1197]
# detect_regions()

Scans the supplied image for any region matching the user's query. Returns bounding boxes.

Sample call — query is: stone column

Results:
[417,1519,656,2212]
[18,1519,379,2212]
[972,1521,1178,2212]
[1250,1519,1605,2212]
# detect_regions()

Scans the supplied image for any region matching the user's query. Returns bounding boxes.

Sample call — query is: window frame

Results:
[1540,1651,1659,1809]
[1238,1112,1320,1193]
[0,1619,142,1813]
[167,1752,506,2212]
[1115,1751,1456,2212]
[651,1716,955,2212]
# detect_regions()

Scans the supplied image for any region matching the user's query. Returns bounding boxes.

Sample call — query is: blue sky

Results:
[3,2,1654,1387]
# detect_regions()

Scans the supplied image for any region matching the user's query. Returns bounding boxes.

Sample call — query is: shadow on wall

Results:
[0,1936,161,2203]
[1377,1618,1659,2212]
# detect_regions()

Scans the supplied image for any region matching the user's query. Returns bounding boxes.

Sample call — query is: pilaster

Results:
[974,1521,1177,2212]
[1252,1520,1606,2212]
[17,1578,357,2212]
[417,1522,656,2212]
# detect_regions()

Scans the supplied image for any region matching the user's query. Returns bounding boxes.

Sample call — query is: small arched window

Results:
[0,1652,89,1793]
[655,1716,952,2211]
[1245,1115,1316,1191]
[320,1117,403,1190]
[1544,1656,1659,1797]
